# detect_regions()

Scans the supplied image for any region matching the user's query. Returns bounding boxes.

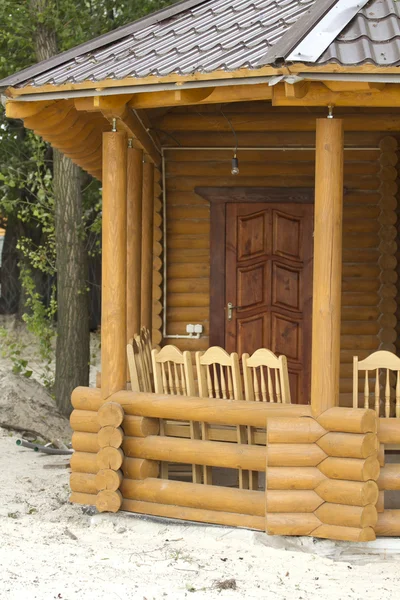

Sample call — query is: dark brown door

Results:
[225,202,313,404]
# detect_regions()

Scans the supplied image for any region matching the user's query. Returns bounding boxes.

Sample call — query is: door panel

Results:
[225,201,313,404]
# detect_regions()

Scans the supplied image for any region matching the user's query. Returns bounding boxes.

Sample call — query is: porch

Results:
[3,0,400,544]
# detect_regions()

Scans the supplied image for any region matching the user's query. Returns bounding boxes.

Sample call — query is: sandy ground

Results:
[0,427,400,600]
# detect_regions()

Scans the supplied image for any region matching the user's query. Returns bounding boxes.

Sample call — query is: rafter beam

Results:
[284,81,310,99]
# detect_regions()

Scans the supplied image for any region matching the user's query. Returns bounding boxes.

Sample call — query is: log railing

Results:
[70,387,400,540]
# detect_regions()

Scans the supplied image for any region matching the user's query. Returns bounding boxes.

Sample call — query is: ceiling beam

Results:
[101,105,161,166]
[273,82,400,108]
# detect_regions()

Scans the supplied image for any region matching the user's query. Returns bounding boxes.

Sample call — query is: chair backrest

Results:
[138,326,153,378]
[195,346,243,400]
[152,345,196,396]
[127,338,153,392]
[242,348,291,403]
[353,350,400,418]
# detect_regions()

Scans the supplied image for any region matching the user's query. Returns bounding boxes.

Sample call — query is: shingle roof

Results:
[1,0,400,91]
[318,0,400,66]
[12,0,317,88]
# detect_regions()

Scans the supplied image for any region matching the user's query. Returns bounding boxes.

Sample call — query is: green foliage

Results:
[0,327,32,378]
[0,0,175,388]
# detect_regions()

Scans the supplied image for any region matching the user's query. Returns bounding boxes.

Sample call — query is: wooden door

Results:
[225,202,313,404]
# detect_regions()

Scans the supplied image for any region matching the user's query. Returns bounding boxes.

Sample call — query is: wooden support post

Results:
[141,160,154,331]
[311,118,344,416]
[102,131,128,400]
[126,146,143,343]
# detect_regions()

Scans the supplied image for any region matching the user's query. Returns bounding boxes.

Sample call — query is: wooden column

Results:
[141,160,154,331]
[126,146,143,342]
[101,131,128,400]
[311,118,344,417]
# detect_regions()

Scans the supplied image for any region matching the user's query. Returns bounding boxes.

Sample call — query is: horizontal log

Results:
[164,423,266,445]
[156,112,400,132]
[70,472,97,495]
[378,464,400,490]
[341,280,380,293]
[70,451,97,474]
[166,149,380,163]
[267,418,326,444]
[96,490,122,513]
[97,402,124,427]
[70,410,100,433]
[340,335,380,350]
[267,490,323,513]
[168,279,210,295]
[110,389,312,426]
[121,499,265,530]
[379,444,385,467]
[69,491,96,506]
[315,479,379,506]
[341,307,379,322]
[377,491,385,513]
[312,524,375,542]
[378,419,400,445]
[98,426,124,449]
[318,456,380,482]
[315,503,377,528]
[71,386,102,411]
[266,513,321,536]
[267,444,326,467]
[167,161,378,178]
[123,436,265,472]
[72,432,99,453]
[120,478,264,516]
[168,174,379,193]
[375,510,400,536]
[317,432,379,459]
[71,409,159,437]
[267,467,326,490]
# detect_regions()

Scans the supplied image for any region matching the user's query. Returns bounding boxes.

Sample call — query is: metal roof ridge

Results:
[257,0,340,66]
[0,0,210,89]
[287,0,371,63]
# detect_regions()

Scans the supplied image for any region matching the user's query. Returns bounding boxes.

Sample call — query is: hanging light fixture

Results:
[231,154,239,175]
[222,109,239,176]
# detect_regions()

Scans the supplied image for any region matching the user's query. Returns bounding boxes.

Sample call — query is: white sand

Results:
[0,427,400,600]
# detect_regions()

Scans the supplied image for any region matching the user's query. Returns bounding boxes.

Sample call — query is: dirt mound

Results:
[0,367,72,443]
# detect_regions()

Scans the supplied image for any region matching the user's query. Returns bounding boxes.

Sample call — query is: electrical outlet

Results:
[186,324,195,333]
[194,324,203,334]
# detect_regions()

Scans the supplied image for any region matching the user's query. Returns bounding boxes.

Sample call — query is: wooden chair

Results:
[127,337,153,393]
[242,348,291,404]
[353,350,400,418]
[242,348,290,489]
[152,345,201,482]
[134,327,154,392]
[195,346,249,488]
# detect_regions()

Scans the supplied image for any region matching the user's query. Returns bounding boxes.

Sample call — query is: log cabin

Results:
[3,0,400,541]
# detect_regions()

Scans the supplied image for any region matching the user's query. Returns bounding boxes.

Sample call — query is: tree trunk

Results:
[53,152,89,415]
[0,212,20,314]
[31,0,90,415]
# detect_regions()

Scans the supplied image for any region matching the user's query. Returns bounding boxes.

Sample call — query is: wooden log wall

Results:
[149,104,399,405]
[266,407,380,541]
[70,387,400,537]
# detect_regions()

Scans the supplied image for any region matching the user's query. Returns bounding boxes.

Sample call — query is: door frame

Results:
[195,187,315,348]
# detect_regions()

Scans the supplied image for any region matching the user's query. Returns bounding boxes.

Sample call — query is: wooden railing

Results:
[69,387,400,541]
